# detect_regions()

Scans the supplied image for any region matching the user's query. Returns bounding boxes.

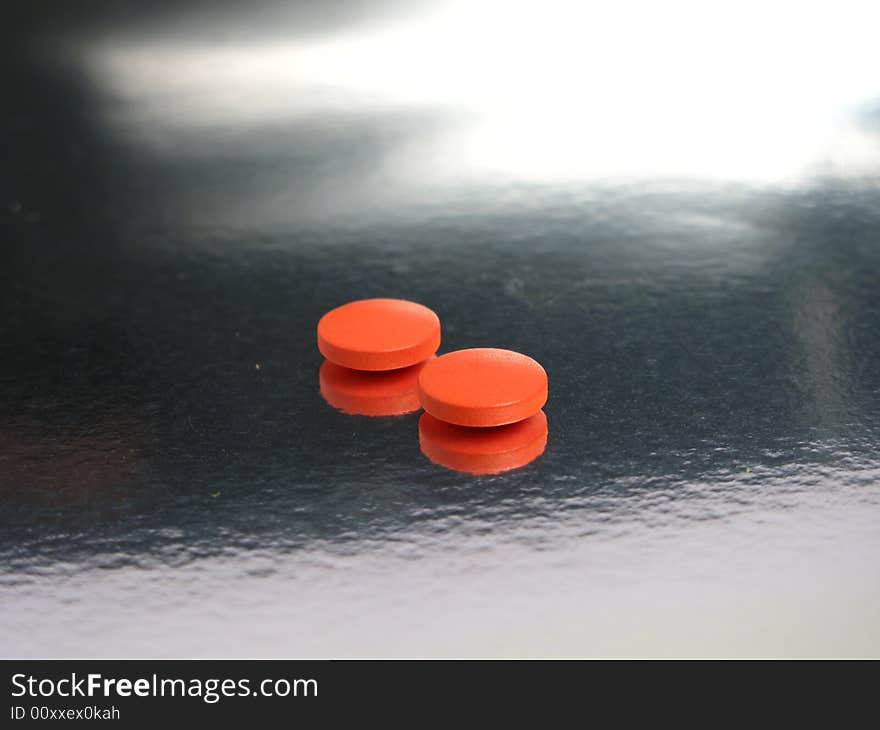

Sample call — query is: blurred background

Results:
[2,0,879,656]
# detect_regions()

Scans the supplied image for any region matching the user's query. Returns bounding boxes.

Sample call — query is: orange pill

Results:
[419,410,548,475]
[317,298,441,371]
[319,358,432,416]
[418,348,548,427]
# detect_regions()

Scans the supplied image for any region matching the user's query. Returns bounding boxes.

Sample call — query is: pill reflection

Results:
[419,410,548,475]
[319,358,431,416]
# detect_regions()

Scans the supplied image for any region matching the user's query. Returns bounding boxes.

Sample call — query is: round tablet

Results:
[418,348,548,427]
[317,298,441,371]
[419,410,548,475]
[319,357,432,416]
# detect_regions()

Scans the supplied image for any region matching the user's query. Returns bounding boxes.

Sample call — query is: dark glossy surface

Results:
[2,1,880,656]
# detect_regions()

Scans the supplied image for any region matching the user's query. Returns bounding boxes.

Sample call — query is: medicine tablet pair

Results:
[317,298,548,473]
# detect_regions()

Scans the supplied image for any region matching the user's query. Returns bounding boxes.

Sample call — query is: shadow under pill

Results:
[418,410,549,475]
[318,358,432,416]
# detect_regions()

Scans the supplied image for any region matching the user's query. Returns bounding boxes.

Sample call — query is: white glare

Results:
[83,0,880,182]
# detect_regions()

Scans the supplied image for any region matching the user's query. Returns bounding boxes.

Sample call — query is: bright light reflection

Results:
[83,0,880,182]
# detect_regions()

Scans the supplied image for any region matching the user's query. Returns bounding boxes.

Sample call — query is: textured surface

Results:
[2,1,880,657]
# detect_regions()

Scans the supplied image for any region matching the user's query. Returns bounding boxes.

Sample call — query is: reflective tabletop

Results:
[2,0,879,656]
